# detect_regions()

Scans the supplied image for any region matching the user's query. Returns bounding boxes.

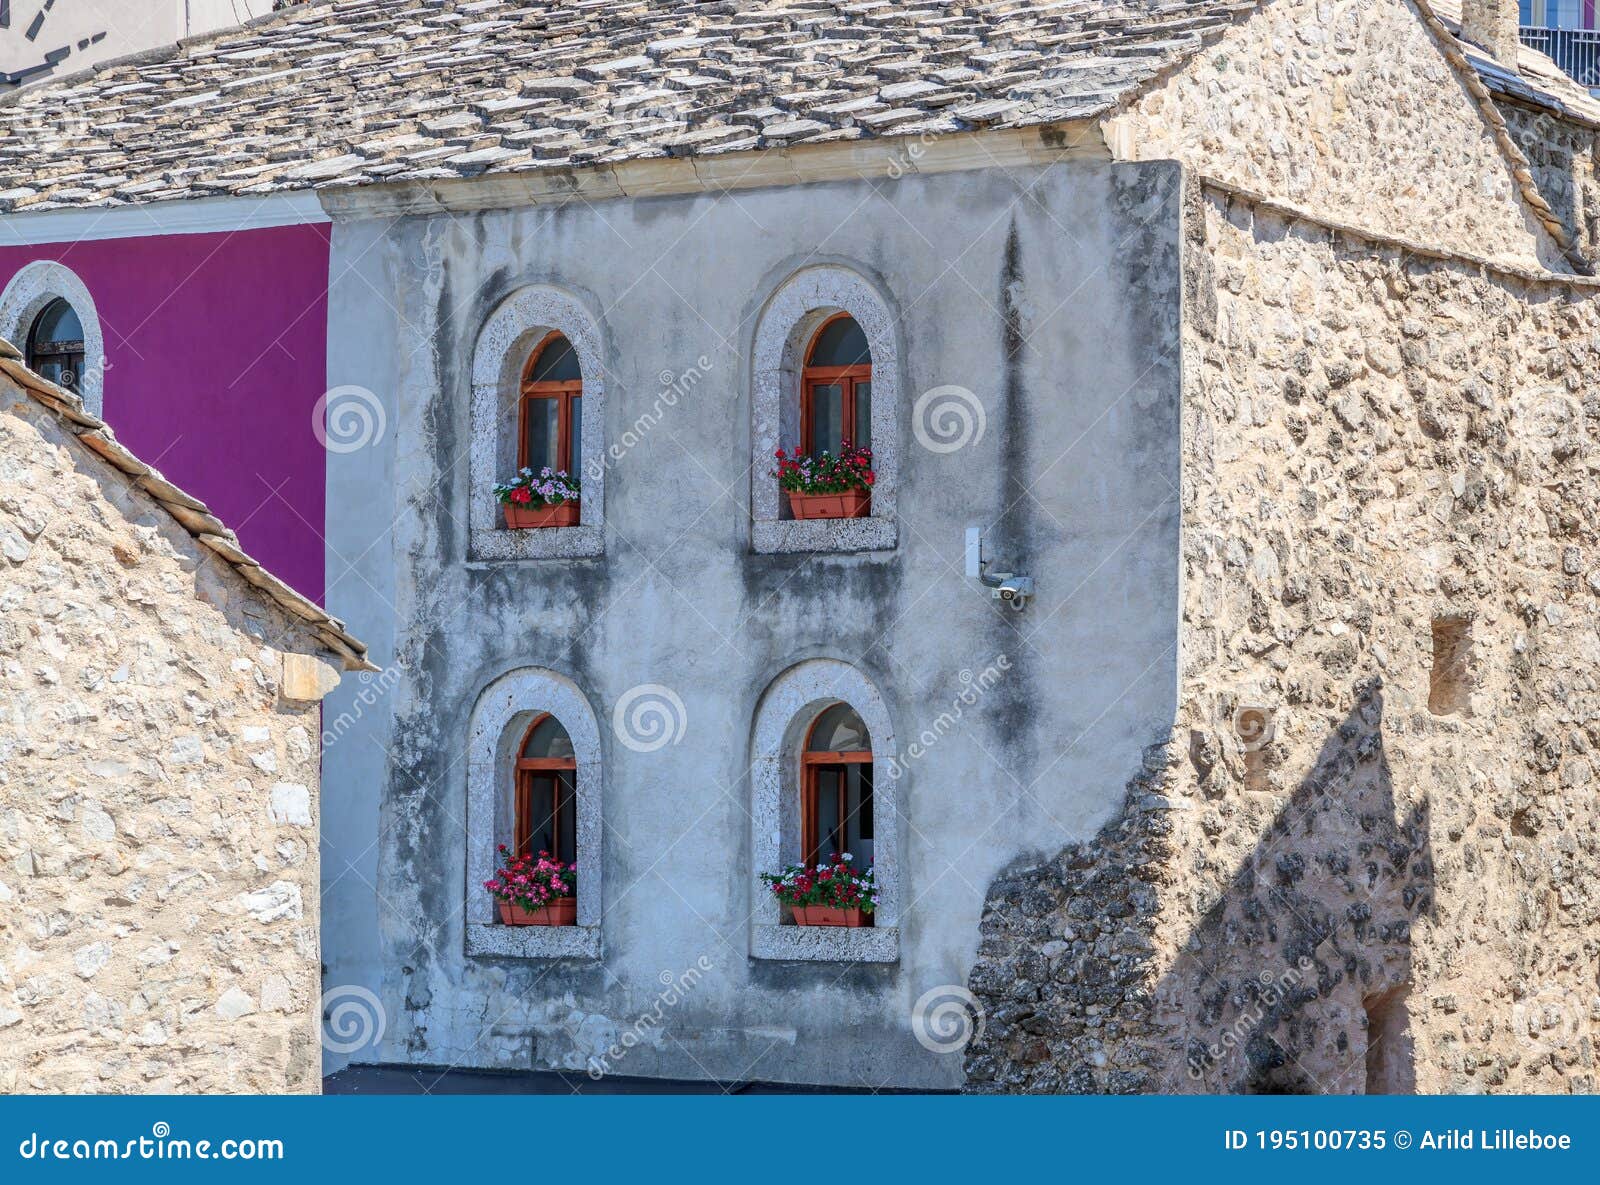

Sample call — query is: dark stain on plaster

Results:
[986,216,1040,776]
[746,959,898,992]
[383,222,630,1054]
[740,552,903,637]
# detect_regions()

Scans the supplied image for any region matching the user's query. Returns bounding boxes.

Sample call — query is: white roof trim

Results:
[0,191,328,247]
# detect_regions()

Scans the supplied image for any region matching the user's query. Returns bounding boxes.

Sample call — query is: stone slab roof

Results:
[1428,0,1600,127]
[0,337,375,672]
[0,0,1258,213]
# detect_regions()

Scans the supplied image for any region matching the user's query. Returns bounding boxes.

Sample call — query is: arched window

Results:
[519,332,582,476]
[26,297,85,396]
[514,713,577,865]
[801,702,873,866]
[801,314,871,458]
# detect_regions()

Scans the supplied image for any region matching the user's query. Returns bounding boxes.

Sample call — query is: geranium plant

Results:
[771,443,874,495]
[494,467,580,506]
[483,844,577,910]
[761,853,877,913]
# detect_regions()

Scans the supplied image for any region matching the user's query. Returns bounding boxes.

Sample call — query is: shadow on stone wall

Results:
[1158,677,1433,1093]
[964,676,1434,1095]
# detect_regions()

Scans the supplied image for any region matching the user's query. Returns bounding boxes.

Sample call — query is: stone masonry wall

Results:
[1103,0,1560,271]
[967,186,1600,1094]
[1499,102,1600,266]
[0,380,329,1093]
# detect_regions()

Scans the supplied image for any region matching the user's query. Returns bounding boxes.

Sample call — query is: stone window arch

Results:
[469,285,605,560]
[465,667,603,959]
[749,658,899,962]
[751,266,899,555]
[0,261,105,418]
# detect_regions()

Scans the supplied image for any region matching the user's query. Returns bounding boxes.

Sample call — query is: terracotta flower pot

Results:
[503,500,579,529]
[497,897,577,927]
[785,488,870,521]
[790,904,869,928]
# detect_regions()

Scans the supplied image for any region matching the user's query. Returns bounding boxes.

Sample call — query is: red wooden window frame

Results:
[800,712,872,867]
[800,312,872,457]
[518,331,582,473]
[514,712,576,864]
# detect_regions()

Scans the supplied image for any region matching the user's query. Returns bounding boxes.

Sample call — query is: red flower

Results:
[510,486,533,504]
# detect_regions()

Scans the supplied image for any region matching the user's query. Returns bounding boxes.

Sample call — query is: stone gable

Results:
[0,368,359,1092]
[1102,0,1564,270]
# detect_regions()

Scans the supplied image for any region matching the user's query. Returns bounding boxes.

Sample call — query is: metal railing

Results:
[1520,25,1600,91]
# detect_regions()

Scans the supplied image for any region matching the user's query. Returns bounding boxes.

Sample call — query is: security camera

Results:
[968,527,1034,611]
[992,576,1034,610]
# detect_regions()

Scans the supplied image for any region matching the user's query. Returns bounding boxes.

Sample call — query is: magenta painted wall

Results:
[0,224,330,600]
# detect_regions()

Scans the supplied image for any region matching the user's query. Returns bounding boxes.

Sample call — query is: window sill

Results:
[465,921,602,960]
[468,523,604,562]
[750,923,898,963]
[752,516,896,556]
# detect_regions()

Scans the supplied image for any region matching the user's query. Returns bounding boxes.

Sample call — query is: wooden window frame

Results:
[518,330,582,474]
[800,312,872,457]
[26,298,85,396]
[800,710,872,867]
[514,712,577,863]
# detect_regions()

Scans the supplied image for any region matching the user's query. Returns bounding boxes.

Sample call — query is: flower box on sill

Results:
[497,897,577,927]
[785,489,870,521]
[762,855,877,930]
[503,500,579,530]
[484,846,578,929]
[495,468,581,530]
[790,904,869,928]
[773,444,874,522]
